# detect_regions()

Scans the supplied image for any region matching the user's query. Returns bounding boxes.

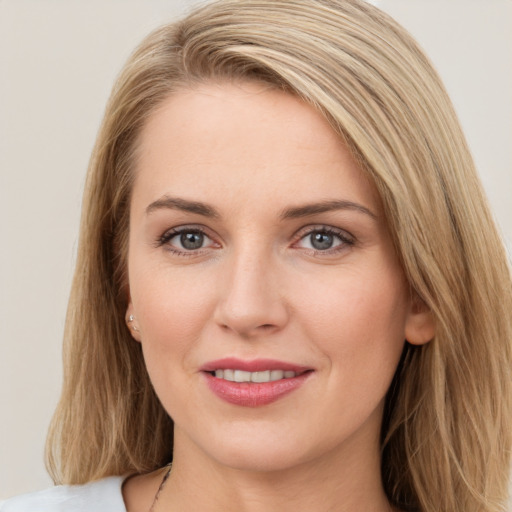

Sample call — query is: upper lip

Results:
[200,357,312,373]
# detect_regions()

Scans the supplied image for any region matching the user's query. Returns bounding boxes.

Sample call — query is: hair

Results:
[45,0,512,510]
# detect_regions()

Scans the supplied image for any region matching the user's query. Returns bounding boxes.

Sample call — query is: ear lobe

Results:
[125,302,142,342]
[405,295,436,346]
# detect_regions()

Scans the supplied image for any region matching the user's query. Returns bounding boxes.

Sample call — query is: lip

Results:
[200,357,311,373]
[201,358,314,407]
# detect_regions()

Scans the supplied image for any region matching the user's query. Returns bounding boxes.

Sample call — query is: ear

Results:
[405,294,435,346]
[125,301,142,342]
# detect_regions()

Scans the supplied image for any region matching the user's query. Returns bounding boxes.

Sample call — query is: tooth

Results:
[269,370,284,381]
[234,370,251,383]
[223,369,235,381]
[251,370,270,383]
[218,369,296,382]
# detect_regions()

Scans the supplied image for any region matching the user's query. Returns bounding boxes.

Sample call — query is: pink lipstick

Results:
[201,358,313,407]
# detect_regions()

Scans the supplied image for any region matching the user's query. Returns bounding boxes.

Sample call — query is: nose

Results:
[213,248,289,338]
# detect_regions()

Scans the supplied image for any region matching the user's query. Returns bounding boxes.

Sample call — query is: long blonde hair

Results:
[46,1,512,510]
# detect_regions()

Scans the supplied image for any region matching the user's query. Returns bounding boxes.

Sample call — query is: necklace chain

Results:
[148,463,173,512]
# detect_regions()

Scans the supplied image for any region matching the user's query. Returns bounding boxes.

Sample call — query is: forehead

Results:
[133,81,379,215]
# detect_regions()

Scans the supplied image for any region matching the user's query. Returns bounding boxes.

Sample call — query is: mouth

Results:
[201,358,314,407]
[207,369,306,383]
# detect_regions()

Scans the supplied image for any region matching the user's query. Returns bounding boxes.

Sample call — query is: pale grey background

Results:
[1,0,511,500]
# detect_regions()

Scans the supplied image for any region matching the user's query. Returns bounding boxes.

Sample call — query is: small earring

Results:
[127,314,139,332]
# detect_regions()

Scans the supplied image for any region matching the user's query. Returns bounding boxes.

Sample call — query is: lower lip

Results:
[204,372,311,407]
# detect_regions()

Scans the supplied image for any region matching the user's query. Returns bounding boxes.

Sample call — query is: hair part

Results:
[46,1,512,511]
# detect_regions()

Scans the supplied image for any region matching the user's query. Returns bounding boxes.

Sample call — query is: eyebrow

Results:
[280,200,377,220]
[146,196,220,218]
[145,196,377,221]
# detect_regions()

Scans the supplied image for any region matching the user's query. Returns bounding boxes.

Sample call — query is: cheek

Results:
[129,264,217,373]
[291,275,407,446]
[294,265,408,377]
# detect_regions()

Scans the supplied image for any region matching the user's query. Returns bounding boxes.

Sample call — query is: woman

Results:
[2,0,511,511]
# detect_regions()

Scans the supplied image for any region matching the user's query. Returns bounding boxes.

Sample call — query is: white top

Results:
[0,476,127,512]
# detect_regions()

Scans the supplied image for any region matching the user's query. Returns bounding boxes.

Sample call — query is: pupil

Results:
[181,232,204,250]
[311,232,333,250]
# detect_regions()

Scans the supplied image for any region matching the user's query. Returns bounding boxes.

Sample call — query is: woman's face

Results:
[126,81,432,472]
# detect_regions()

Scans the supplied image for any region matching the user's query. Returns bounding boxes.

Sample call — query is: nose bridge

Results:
[214,239,287,336]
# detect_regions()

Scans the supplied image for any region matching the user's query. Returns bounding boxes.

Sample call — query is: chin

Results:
[191,419,346,474]
[212,444,311,474]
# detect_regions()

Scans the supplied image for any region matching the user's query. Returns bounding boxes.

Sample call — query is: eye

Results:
[158,227,216,253]
[295,227,354,252]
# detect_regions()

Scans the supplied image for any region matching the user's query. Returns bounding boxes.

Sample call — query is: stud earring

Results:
[127,314,139,332]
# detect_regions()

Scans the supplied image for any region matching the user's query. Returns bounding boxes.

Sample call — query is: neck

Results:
[159,424,394,512]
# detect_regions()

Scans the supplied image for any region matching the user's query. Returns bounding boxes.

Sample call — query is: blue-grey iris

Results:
[181,231,204,250]
[311,232,333,250]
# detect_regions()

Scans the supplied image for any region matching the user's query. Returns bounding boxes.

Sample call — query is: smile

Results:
[212,369,298,382]
[201,358,313,407]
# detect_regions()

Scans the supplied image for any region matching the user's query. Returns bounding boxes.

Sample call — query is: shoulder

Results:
[0,476,126,512]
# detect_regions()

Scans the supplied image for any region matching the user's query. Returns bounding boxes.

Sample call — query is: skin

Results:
[123,81,434,512]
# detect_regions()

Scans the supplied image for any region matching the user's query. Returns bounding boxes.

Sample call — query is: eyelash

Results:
[294,226,355,255]
[156,225,355,257]
[156,226,215,257]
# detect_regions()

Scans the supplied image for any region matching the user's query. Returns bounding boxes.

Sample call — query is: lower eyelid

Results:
[157,226,223,255]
